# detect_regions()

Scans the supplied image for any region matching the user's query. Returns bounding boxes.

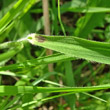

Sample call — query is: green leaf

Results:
[0,0,37,35]
[0,42,23,62]
[27,34,110,65]
[32,72,57,85]
[61,7,110,13]
[0,84,110,95]
[64,61,76,110]
[74,0,110,37]
[0,53,74,71]
[61,0,86,14]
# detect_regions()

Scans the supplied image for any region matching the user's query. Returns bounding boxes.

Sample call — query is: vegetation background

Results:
[0,0,110,109]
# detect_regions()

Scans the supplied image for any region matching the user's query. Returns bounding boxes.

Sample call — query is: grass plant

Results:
[0,0,110,109]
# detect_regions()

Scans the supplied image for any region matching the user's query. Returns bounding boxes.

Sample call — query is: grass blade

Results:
[65,61,76,109]
[27,34,110,65]
[0,0,37,35]
[61,7,110,13]
[0,84,110,95]
[0,42,23,62]
[0,53,75,71]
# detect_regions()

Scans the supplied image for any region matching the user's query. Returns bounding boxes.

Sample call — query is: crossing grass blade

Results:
[32,72,57,86]
[0,53,75,71]
[64,61,76,110]
[0,84,110,95]
[0,0,37,36]
[74,0,110,38]
[27,34,110,65]
[0,42,23,62]
[0,0,28,33]
[61,7,110,13]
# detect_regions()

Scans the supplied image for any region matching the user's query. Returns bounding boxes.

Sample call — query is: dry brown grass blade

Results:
[42,0,53,72]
